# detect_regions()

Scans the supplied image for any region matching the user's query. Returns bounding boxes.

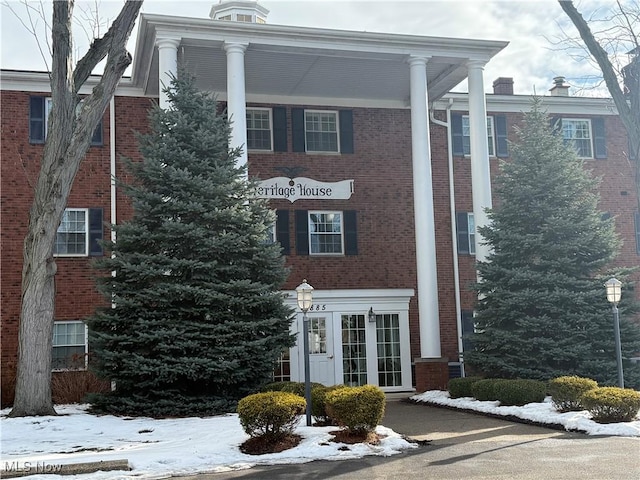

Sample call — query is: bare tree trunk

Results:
[559,0,640,212]
[9,0,143,418]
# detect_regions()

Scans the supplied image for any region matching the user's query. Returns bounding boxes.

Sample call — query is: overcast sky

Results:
[0,0,615,95]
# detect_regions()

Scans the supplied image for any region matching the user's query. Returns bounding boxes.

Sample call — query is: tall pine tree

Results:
[88,73,293,416]
[465,99,640,388]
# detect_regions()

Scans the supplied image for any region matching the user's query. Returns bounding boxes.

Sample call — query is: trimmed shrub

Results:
[471,378,508,401]
[237,391,305,440]
[548,376,598,412]
[325,385,385,434]
[493,379,546,406]
[448,376,483,399]
[311,384,348,424]
[581,387,640,423]
[260,381,294,393]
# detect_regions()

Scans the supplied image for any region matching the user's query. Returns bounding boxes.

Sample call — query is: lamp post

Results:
[605,277,624,388]
[296,279,314,426]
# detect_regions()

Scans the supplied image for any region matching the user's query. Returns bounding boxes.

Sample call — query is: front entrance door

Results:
[307,315,335,386]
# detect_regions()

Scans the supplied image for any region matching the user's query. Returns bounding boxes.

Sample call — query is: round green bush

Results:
[236,391,305,440]
[493,379,546,406]
[548,376,598,412]
[311,384,347,424]
[448,377,483,399]
[325,385,385,434]
[471,378,508,401]
[581,387,640,423]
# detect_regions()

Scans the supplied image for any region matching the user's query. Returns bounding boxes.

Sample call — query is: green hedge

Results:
[548,376,598,412]
[581,387,640,423]
[471,379,508,401]
[311,384,348,424]
[448,377,483,399]
[493,379,546,406]
[325,385,385,434]
[236,391,305,440]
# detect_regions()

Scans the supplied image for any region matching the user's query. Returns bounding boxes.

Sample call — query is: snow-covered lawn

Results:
[0,404,416,480]
[412,390,640,437]
[2,391,639,479]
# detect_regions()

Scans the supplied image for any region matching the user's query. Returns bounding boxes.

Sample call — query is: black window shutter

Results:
[456,212,470,254]
[339,110,354,154]
[295,210,309,255]
[635,211,640,255]
[451,113,464,156]
[88,208,104,256]
[461,311,475,352]
[272,107,288,152]
[29,96,45,144]
[276,209,290,255]
[343,210,358,255]
[495,115,509,157]
[592,117,606,159]
[91,120,103,146]
[550,116,562,135]
[292,108,305,152]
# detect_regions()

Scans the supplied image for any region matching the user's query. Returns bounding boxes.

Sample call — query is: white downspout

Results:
[110,96,116,244]
[430,99,465,377]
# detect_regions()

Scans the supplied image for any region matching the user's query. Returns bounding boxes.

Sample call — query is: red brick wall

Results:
[2,92,638,406]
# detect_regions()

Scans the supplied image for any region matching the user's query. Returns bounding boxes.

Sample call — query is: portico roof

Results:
[132,14,508,106]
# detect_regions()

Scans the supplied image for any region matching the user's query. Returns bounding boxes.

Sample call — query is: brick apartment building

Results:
[1,1,639,406]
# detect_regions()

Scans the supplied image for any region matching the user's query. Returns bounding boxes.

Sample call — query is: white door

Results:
[307,315,336,386]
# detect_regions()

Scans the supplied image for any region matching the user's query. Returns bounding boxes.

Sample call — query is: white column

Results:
[156,37,180,109]
[467,60,493,264]
[224,42,249,171]
[409,56,441,359]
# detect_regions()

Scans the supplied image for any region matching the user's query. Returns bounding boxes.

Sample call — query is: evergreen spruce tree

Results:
[465,99,640,388]
[88,73,293,416]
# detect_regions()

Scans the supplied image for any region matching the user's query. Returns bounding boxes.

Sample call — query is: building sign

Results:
[257,177,354,203]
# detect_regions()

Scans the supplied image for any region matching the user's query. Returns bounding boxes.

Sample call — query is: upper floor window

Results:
[29,96,103,145]
[54,208,104,257]
[309,211,344,255]
[237,14,253,22]
[246,108,273,151]
[52,321,88,371]
[552,117,606,159]
[305,110,339,153]
[462,115,495,157]
[456,212,475,255]
[452,113,508,158]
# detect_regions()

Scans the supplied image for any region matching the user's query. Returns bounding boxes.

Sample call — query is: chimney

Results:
[549,76,570,96]
[492,77,514,95]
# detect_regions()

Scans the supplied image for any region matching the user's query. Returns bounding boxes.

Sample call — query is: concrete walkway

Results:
[187,395,640,480]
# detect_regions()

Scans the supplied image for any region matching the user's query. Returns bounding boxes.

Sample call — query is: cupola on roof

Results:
[210,0,269,23]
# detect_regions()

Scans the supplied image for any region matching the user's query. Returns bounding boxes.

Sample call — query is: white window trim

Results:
[52,320,88,371]
[462,115,496,158]
[54,208,90,257]
[246,107,273,152]
[468,212,476,256]
[308,210,345,256]
[304,109,340,154]
[562,118,594,159]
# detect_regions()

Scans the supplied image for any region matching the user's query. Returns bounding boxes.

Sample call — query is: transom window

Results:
[52,321,88,370]
[246,108,272,151]
[305,110,339,153]
[309,211,343,255]
[54,208,88,256]
[462,115,495,156]
[562,119,593,158]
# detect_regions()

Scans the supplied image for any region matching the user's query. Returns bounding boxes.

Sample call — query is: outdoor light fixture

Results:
[295,279,314,426]
[368,307,376,323]
[605,277,624,388]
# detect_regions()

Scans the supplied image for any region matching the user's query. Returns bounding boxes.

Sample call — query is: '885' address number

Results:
[309,304,327,311]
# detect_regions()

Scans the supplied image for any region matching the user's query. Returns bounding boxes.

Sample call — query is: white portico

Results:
[131,4,507,390]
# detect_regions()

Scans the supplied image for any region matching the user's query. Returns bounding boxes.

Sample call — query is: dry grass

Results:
[51,371,110,404]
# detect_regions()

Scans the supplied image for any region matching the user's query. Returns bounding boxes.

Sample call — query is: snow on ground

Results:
[411,390,640,437]
[0,404,416,480]
[2,392,639,479]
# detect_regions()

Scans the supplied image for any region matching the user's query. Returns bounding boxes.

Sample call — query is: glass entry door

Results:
[341,314,367,386]
[307,315,335,386]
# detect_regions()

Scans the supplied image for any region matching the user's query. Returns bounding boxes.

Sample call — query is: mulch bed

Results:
[240,434,302,455]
